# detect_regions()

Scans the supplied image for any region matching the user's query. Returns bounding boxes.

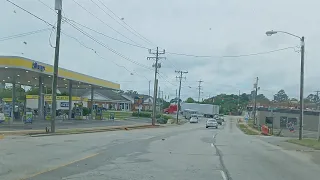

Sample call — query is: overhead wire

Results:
[64,19,153,70]
[0,28,51,42]
[89,0,153,46]
[71,0,142,46]
[166,46,296,58]
[14,0,296,61]
[7,0,151,81]
[95,0,155,46]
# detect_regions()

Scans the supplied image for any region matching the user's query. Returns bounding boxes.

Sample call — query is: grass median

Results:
[238,123,260,135]
[287,138,320,150]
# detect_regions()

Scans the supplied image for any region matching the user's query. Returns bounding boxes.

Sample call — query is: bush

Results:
[82,107,91,116]
[132,111,151,118]
[162,115,171,120]
[157,118,168,124]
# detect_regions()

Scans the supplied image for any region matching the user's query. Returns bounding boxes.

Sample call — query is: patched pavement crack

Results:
[212,132,232,180]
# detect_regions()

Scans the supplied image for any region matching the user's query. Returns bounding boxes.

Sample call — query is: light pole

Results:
[266,30,305,140]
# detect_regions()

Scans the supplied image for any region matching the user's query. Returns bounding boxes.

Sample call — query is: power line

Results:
[71,0,142,46]
[0,28,51,42]
[64,20,153,70]
[166,46,296,58]
[95,0,155,46]
[89,0,153,46]
[6,0,54,27]
[7,0,151,82]
[63,18,149,50]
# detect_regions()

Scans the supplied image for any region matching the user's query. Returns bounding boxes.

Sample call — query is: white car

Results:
[189,117,199,123]
[206,119,218,128]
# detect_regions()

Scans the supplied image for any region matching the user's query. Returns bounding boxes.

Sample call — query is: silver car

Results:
[206,119,218,129]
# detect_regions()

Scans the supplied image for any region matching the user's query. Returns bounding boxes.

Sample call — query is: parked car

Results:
[206,119,218,128]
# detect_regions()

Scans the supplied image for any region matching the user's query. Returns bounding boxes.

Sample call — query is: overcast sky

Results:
[1,0,320,101]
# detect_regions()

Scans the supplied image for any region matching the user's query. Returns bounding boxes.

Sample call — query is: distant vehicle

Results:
[184,109,198,119]
[219,114,225,120]
[189,114,199,123]
[206,119,218,129]
[163,104,177,114]
[216,117,223,125]
[181,103,219,118]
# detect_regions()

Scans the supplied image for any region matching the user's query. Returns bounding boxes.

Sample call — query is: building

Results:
[122,93,154,111]
[57,88,132,111]
[0,56,120,121]
[256,107,319,131]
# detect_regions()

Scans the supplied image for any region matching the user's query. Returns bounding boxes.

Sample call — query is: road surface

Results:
[0,116,319,180]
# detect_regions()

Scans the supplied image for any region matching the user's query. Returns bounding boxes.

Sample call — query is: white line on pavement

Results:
[220,170,227,180]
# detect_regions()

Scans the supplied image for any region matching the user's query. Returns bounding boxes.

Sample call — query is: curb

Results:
[0,124,159,137]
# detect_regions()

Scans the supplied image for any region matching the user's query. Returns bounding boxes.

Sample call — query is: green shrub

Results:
[132,111,151,118]
[162,115,171,120]
[157,118,168,124]
[82,107,91,116]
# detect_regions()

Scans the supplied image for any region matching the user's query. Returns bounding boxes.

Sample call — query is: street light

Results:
[266,30,305,140]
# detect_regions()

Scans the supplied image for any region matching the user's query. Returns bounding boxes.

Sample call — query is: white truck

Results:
[181,103,219,118]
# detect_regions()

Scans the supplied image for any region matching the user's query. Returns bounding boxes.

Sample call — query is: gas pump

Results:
[74,102,83,120]
[3,104,12,121]
[44,102,52,120]
[95,106,103,120]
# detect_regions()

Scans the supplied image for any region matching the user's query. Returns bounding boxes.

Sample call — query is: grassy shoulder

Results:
[238,123,260,135]
[287,138,320,150]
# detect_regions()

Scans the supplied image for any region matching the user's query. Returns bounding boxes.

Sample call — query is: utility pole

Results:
[299,36,305,140]
[253,77,259,125]
[158,86,161,113]
[147,47,165,126]
[160,91,164,114]
[175,70,188,124]
[176,89,178,104]
[148,80,151,97]
[51,0,63,133]
[238,90,240,107]
[315,90,320,141]
[197,80,203,102]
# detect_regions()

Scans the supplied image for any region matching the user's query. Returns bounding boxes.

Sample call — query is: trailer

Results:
[181,103,219,118]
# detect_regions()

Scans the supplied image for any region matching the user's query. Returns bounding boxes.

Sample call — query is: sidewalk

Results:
[258,136,320,165]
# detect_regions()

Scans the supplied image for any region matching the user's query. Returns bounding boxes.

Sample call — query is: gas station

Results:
[0,56,120,124]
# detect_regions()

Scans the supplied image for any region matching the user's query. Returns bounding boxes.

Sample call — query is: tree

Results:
[185,97,195,103]
[306,93,319,104]
[26,87,53,95]
[256,94,270,103]
[273,89,289,102]
[0,86,26,100]
[290,98,298,102]
[170,98,181,104]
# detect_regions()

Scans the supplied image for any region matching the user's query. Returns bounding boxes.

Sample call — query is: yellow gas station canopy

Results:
[0,56,120,90]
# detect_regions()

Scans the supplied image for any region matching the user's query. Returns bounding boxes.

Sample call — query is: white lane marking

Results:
[211,143,214,147]
[220,170,227,180]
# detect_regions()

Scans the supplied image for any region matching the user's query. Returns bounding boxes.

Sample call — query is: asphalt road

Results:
[0,116,319,180]
[0,118,151,131]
